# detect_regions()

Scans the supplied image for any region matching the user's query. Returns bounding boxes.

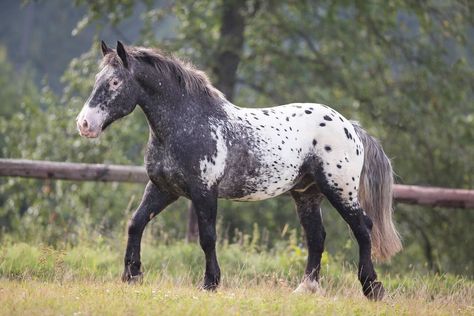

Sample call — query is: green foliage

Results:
[0,46,40,118]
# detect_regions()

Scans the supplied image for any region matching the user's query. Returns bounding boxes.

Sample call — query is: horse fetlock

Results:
[201,280,219,292]
[122,260,142,284]
[122,271,143,285]
[202,271,220,291]
[363,280,385,301]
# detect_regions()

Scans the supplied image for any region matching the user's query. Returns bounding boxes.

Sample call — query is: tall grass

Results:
[0,240,471,295]
[0,240,310,284]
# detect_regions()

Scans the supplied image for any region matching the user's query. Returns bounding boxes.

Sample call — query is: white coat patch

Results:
[220,102,365,203]
[199,125,228,188]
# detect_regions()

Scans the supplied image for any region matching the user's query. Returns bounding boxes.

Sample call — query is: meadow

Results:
[0,241,472,315]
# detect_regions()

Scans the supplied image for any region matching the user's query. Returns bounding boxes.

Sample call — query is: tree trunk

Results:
[186,201,199,242]
[212,0,246,100]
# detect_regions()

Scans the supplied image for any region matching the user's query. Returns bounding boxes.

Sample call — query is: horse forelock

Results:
[101,46,225,101]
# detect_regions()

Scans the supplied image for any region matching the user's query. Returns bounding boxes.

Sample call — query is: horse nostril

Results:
[82,119,89,129]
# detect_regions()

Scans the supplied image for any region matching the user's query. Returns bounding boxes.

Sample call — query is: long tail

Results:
[352,122,402,261]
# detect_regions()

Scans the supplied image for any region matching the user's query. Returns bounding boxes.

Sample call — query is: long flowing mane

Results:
[102,46,225,100]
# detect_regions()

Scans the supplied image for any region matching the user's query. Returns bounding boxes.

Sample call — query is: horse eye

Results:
[112,80,119,86]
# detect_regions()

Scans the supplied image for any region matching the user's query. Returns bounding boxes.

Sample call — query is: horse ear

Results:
[101,40,112,56]
[116,41,129,68]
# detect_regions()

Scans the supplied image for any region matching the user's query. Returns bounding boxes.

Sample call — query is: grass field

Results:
[0,242,472,315]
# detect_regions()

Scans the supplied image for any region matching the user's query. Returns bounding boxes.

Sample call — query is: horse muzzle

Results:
[77,120,101,138]
[76,104,106,138]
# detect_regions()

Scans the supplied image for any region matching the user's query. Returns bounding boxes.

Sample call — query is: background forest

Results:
[0,0,473,279]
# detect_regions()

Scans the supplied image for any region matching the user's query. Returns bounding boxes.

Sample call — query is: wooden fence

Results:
[1,158,473,208]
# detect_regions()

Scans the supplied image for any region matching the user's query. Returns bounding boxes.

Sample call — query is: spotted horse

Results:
[76,41,402,301]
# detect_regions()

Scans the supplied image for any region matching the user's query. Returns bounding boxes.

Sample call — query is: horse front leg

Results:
[122,181,177,283]
[191,190,220,291]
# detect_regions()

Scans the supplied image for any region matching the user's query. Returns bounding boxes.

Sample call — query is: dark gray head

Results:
[76,41,140,138]
[77,41,225,138]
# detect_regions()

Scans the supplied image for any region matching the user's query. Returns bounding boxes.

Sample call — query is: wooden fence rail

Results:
[1,159,473,209]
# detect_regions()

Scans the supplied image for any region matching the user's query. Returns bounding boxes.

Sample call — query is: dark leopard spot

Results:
[344,127,351,139]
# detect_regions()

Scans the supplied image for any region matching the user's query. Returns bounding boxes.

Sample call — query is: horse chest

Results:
[144,145,187,193]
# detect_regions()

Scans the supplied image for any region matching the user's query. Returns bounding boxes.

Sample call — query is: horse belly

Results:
[218,175,299,201]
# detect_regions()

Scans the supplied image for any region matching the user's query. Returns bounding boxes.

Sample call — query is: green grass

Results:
[0,242,472,315]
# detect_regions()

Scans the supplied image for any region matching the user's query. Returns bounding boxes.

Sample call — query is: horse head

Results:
[76,41,139,138]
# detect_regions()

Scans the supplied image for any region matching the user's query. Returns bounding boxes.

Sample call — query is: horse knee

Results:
[127,206,151,236]
[127,218,143,236]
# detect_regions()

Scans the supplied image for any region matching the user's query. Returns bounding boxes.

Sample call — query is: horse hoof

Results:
[293,279,323,295]
[364,281,385,301]
[200,283,218,292]
[122,271,143,285]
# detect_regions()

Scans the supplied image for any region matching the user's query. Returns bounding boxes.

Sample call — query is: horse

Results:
[76,41,402,300]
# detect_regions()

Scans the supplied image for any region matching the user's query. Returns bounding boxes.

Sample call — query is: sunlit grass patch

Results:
[0,278,472,316]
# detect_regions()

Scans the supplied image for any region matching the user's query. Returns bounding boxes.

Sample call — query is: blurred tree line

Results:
[0,0,473,276]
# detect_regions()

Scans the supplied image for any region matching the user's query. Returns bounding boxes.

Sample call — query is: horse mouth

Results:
[78,129,101,138]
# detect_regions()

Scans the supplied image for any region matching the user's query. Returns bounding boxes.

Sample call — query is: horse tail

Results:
[352,122,402,261]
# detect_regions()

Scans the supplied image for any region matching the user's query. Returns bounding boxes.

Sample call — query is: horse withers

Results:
[76,41,402,300]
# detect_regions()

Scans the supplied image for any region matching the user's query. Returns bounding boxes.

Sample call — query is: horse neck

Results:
[136,79,226,141]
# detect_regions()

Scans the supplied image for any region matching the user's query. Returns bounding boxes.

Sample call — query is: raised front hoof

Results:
[121,270,143,285]
[363,281,385,301]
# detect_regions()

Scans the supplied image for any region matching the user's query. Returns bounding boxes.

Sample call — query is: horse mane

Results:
[102,45,225,101]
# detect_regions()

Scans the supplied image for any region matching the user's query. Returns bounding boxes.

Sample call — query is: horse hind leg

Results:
[312,166,384,300]
[291,185,326,294]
